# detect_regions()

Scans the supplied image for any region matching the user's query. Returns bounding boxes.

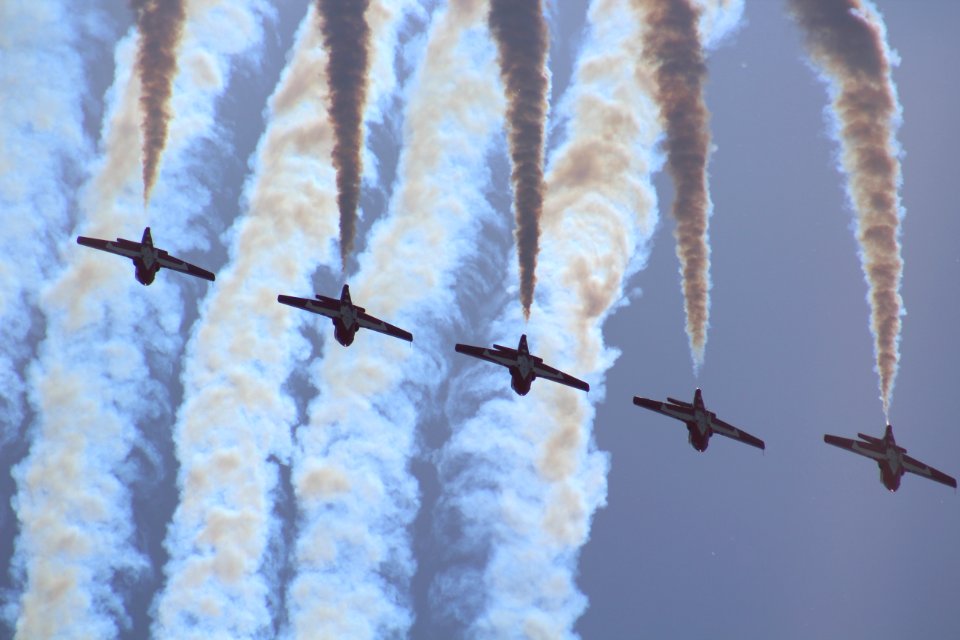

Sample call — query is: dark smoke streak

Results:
[315,0,372,270]
[636,0,712,368]
[789,0,904,416]
[489,0,549,319]
[133,0,186,205]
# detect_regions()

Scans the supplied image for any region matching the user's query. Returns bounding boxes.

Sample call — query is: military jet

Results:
[632,388,765,452]
[454,334,589,396]
[824,424,956,492]
[76,226,215,285]
[277,284,412,347]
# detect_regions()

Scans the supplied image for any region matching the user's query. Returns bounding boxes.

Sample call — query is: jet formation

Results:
[73,227,956,494]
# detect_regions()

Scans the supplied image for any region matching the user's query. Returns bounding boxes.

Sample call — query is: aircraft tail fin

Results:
[341,284,351,304]
[142,226,152,245]
[518,334,528,354]
[693,388,704,410]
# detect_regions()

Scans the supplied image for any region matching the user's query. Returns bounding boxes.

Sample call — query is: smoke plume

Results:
[789,0,904,417]
[635,0,713,370]
[10,2,270,636]
[315,0,373,270]
[286,1,503,635]
[488,0,550,319]
[433,0,662,633]
[152,10,337,637]
[155,2,416,635]
[0,2,94,444]
[132,0,186,205]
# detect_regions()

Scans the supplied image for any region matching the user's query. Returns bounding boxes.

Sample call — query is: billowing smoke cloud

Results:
[432,0,663,634]
[0,2,96,444]
[788,0,904,417]
[9,2,270,637]
[152,11,336,638]
[635,0,713,370]
[315,0,373,270]
[153,2,415,636]
[133,0,186,204]
[488,0,550,319]
[286,1,504,636]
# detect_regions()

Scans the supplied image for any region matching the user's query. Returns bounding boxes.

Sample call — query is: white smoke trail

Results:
[284,2,505,637]
[0,3,99,442]
[8,2,270,637]
[154,2,417,637]
[432,0,664,635]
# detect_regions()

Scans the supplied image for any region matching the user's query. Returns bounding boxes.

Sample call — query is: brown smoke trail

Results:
[132,0,186,205]
[315,0,372,270]
[635,0,712,368]
[488,0,549,319]
[789,0,904,417]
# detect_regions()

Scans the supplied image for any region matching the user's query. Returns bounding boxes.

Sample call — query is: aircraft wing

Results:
[277,294,340,319]
[902,454,957,489]
[710,416,765,450]
[356,310,413,342]
[77,236,141,258]
[823,435,885,461]
[531,361,589,392]
[632,396,695,422]
[455,344,518,369]
[156,251,215,281]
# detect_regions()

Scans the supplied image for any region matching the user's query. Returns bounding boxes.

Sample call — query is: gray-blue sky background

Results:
[1,1,958,639]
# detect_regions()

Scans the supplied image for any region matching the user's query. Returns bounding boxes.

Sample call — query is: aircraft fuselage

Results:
[876,438,905,492]
[506,343,537,395]
[332,307,359,346]
[131,237,160,285]
[685,392,712,451]
[509,355,536,395]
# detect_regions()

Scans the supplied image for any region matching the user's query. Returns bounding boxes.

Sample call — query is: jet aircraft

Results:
[632,388,765,452]
[454,334,589,396]
[76,226,215,285]
[277,284,412,346]
[824,424,956,492]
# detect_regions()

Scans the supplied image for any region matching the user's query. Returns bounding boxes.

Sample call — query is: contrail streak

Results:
[10,2,270,636]
[133,0,187,205]
[286,1,503,636]
[152,10,336,638]
[0,2,103,634]
[434,0,663,634]
[488,0,550,319]
[315,0,373,270]
[0,1,94,443]
[154,2,413,636]
[788,0,904,418]
[634,0,713,371]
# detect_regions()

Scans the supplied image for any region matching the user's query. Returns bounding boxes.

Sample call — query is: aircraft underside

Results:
[510,370,532,396]
[880,465,902,491]
[134,260,158,286]
[687,424,710,452]
[333,320,356,346]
